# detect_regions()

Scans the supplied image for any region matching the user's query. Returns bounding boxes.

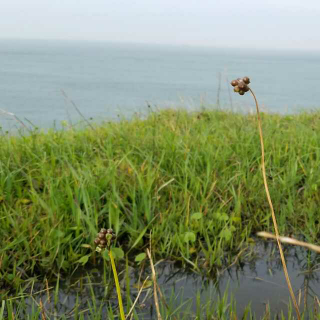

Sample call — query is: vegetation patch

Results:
[1,109,320,294]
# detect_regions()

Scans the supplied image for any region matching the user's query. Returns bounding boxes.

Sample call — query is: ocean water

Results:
[0,39,320,129]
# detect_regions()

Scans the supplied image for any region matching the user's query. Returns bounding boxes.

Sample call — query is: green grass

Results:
[1,109,320,292]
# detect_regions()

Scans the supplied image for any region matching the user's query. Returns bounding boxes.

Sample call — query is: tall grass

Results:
[1,109,320,291]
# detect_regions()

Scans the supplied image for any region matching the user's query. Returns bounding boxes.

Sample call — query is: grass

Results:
[1,108,320,301]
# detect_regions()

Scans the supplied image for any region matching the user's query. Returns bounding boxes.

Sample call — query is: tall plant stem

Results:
[109,249,126,320]
[249,88,301,320]
[147,248,162,320]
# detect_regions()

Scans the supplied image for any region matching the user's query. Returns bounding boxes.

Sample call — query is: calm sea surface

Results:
[1,39,320,129]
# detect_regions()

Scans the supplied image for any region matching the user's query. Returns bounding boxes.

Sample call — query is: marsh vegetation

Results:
[1,109,320,318]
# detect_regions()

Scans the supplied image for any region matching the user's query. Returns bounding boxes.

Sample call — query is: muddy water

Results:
[19,240,320,319]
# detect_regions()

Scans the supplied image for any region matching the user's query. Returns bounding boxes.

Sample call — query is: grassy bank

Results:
[1,109,320,291]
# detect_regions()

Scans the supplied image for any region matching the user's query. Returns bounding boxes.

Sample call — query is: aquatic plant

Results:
[95,228,125,320]
[231,76,301,319]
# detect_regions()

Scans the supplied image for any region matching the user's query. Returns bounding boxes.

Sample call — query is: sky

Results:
[1,0,320,50]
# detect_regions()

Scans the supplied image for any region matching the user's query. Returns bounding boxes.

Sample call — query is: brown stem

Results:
[147,248,162,320]
[249,88,301,320]
[257,231,320,253]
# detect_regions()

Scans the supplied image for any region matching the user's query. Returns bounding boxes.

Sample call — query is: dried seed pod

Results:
[100,239,107,246]
[98,232,106,239]
[100,228,107,234]
[230,76,251,96]
[243,77,250,84]
[94,238,100,245]
[238,80,246,89]
[234,86,240,92]
[231,80,238,87]
[107,228,114,234]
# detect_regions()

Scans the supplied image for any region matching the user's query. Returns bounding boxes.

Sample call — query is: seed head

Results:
[94,227,117,251]
[234,86,240,93]
[242,77,250,84]
[100,239,107,246]
[231,80,238,87]
[231,77,251,95]
[100,228,108,234]
[238,80,246,89]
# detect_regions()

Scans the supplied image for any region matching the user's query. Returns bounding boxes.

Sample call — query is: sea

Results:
[1,39,320,130]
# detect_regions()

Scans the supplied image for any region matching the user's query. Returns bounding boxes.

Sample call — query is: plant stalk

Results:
[109,249,126,320]
[249,88,301,320]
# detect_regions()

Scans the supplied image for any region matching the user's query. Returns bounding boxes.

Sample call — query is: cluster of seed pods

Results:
[230,77,250,95]
[94,228,116,249]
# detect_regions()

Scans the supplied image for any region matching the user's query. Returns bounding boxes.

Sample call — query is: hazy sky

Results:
[1,0,320,50]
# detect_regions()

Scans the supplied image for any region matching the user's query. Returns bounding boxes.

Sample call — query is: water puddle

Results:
[10,240,320,319]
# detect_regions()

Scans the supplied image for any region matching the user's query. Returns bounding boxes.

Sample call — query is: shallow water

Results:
[14,240,320,319]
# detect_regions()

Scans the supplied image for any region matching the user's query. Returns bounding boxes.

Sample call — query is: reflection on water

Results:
[16,241,320,319]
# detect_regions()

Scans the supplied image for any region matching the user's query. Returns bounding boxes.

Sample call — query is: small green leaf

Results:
[111,247,124,260]
[219,229,232,241]
[20,199,31,204]
[213,212,229,221]
[184,231,196,243]
[77,254,90,266]
[133,280,153,289]
[61,261,70,270]
[68,227,80,231]
[135,252,146,262]
[102,249,109,260]
[52,230,65,238]
[231,217,241,223]
[7,274,14,281]
[189,247,197,254]
[81,244,92,249]
[191,212,202,220]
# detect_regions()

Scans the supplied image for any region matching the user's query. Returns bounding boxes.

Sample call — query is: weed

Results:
[94,228,125,320]
[231,76,300,319]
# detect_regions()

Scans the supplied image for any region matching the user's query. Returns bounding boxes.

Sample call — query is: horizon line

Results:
[1,37,320,54]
